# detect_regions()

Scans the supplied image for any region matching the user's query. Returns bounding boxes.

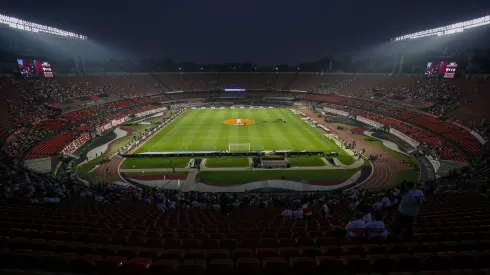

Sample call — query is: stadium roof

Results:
[394,15,490,41]
[0,13,87,40]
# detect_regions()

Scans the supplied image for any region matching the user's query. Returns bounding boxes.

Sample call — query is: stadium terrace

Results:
[0,12,489,275]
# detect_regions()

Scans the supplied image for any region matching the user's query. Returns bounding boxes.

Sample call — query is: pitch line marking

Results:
[147,114,185,151]
[284,137,294,150]
[190,137,276,140]
[184,139,193,151]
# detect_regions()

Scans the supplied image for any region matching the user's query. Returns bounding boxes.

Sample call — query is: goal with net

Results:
[228,143,251,152]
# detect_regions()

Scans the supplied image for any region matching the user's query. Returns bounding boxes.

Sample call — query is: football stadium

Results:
[0,8,489,274]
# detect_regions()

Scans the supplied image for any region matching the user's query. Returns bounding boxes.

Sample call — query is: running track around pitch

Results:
[301,109,407,189]
[98,108,407,189]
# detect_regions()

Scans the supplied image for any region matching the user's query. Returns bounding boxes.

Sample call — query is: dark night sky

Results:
[1,0,489,65]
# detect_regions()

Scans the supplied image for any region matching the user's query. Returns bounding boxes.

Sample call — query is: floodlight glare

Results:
[0,13,87,40]
[393,15,490,41]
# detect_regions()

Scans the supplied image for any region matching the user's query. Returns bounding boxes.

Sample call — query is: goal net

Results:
[228,143,251,152]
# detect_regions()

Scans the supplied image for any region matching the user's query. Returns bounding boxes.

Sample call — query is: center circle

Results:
[223,118,255,126]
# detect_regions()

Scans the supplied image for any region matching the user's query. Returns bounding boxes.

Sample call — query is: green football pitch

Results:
[133,108,347,156]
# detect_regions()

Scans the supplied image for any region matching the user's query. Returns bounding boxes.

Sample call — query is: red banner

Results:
[60,133,91,156]
[97,117,128,134]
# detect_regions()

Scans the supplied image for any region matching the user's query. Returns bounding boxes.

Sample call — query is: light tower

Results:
[0,13,88,75]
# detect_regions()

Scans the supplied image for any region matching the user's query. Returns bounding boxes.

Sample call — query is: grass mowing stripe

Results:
[283,109,327,149]
[205,157,250,168]
[132,109,352,161]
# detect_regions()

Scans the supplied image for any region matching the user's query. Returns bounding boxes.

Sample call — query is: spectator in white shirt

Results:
[381,196,392,208]
[393,182,425,238]
[157,202,166,212]
[212,203,221,211]
[281,207,293,219]
[330,212,365,238]
[292,207,304,219]
[347,200,358,211]
[366,211,389,239]
[344,212,366,238]
[392,188,400,197]
[322,203,330,218]
[362,211,373,224]
[350,189,360,200]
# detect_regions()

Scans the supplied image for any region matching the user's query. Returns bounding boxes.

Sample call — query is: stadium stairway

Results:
[181,171,199,192]
[283,72,299,91]
[150,74,172,92]
[416,156,437,182]
[437,160,468,178]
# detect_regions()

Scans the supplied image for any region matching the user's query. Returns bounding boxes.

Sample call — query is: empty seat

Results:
[179,259,206,275]
[279,238,296,246]
[202,239,220,249]
[208,249,230,260]
[208,259,234,275]
[97,256,127,274]
[236,258,261,275]
[367,254,397,273]
[316,256,344,274]
[149,259,179,275]
[123,258,152,275]
[71,254,102,273]
[221,239,239,250]
[232,248,253,260]
[185,249,207,259]
[161,249,185,260]
[300,246,323,258]
[278,247,301,259]
[289,256,316,274]
[256,248,277,259]
[260,238,278,248]
[263,257,290,275]
[342,255,370,274]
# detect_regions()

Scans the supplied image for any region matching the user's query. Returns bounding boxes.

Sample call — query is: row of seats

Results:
[2,234,490,256]
[2,248,490,274]
[30,131,80,155]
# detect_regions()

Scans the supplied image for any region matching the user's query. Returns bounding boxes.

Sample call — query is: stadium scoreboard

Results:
[425,61,458,79]
[17,59,53,78]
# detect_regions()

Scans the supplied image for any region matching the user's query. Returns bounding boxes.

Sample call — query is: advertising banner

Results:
[356,116,383,128]
[390,128,420,148]
[323,107,349,117]
[60,133,91,156]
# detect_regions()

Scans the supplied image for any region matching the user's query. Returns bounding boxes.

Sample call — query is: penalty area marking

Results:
[184,140,193,151]
[284,137,294,150]
[186,137,276,140]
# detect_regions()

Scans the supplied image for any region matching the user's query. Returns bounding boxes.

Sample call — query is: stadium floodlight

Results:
[0,13,87,40]
[393,15,490,41]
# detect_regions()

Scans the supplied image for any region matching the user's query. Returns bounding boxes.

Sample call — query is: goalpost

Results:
[228,143,251,152]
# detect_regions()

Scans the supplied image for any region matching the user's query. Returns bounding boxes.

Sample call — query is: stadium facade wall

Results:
[471,130,487,145]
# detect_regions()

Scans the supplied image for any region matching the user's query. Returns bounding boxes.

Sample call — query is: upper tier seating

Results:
[56,75,164,99]
[1,74,487,164]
